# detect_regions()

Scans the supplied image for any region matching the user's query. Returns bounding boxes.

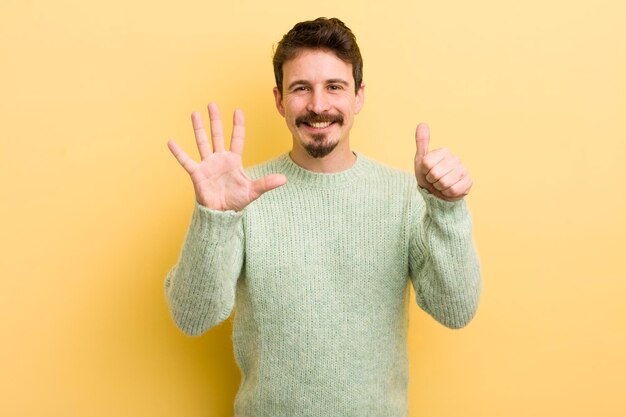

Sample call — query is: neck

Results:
[289,141,356,173]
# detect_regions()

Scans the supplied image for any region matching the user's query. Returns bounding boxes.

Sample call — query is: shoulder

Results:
[358,153,416,188]
[245,153,289,180]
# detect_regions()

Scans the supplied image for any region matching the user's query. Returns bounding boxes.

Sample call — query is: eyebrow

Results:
[326,79,350,87]
[287,78,351,90]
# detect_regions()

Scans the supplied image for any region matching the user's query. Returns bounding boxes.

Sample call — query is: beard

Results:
[304,133,338,158]
[295,111,344,159]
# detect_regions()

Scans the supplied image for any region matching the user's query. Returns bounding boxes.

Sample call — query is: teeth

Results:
[309,122,331,129]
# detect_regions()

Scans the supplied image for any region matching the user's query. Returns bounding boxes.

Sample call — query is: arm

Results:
[165,205,244,336]
[409,123,482,329]
[409,188,482,329]
[164,103,286,336]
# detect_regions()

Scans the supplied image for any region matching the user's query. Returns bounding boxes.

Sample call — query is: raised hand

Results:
[414,123,473,202]
[168,103,288,211]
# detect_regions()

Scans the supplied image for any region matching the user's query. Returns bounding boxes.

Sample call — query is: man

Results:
[165,17,481,417]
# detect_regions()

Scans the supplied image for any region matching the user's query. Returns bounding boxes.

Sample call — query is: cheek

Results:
[283,96,304,113]
[336,96,357,113]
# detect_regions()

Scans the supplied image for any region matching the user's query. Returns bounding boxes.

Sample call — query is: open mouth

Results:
[296,113,344,130]
[304,121,334,129]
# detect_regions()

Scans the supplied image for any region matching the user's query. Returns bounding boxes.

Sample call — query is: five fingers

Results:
[174,111,471,202]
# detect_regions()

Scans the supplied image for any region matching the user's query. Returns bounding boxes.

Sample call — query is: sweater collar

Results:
[276,151,372,189]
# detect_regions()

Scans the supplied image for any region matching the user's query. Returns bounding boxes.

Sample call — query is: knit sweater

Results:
[165,152,481,417]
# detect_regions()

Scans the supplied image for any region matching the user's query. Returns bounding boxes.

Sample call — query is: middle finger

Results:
[208,102,226,153]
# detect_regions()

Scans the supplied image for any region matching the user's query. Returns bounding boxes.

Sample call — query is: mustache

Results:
[295,112,344,127]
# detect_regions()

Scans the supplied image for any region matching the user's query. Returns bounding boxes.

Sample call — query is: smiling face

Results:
[273,49,365,159]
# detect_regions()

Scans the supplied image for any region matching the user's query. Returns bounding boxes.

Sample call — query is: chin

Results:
[303,134,339,158]
[305,143,338,158]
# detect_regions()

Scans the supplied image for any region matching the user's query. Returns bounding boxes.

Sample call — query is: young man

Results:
[166,17,481,417]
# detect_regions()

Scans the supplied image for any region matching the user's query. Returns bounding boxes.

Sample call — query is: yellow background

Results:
[2,0,625,415]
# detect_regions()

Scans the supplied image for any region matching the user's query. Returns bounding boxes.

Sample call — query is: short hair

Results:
[273,17,363,95]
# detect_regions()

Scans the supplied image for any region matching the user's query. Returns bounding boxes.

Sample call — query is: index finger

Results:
[191,111,212,159]
[420,147,449,175]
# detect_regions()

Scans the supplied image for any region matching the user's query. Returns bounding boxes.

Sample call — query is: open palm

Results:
[168,103,287,211]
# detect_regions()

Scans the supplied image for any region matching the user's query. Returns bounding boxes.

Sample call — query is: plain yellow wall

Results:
[1,0,625,416]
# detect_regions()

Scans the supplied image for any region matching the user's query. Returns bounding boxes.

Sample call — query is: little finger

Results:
[441,175,473,199]
[425,153,459,184]
[432,165,467,191]
[168,140,198,175]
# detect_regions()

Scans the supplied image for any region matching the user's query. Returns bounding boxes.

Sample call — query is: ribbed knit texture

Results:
[165,152,482,417]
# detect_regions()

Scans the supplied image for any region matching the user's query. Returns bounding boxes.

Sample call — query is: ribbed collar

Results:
[275,152,373,189]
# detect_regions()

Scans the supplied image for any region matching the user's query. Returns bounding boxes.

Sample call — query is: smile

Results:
[295,112,344,130]
[305,121,333,129]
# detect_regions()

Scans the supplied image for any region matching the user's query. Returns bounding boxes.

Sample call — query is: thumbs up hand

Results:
[414,123,473,202]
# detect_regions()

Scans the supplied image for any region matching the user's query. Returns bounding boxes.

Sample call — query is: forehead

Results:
[282,49,354,85]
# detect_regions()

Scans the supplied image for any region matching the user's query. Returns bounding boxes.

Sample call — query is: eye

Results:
[328,84,343,91]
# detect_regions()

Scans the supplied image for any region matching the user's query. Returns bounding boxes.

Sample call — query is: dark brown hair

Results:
[273,17,363,94]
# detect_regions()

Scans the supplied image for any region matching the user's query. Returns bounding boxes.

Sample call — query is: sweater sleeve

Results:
[164,202,245,336]
[408,187,482,329]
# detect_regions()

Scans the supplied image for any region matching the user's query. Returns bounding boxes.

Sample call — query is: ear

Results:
[273,87,285,117]
[354,83,365,114]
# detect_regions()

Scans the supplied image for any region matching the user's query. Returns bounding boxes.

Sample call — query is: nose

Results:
[305,89,331,114]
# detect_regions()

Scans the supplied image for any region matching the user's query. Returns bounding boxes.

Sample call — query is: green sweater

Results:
[165,152,481,417]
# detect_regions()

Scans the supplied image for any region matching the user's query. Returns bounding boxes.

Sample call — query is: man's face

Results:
[273,49,365,158]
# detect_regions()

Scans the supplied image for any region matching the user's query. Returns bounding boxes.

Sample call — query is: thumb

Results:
[250,174,288,200]
[415,123,430,159]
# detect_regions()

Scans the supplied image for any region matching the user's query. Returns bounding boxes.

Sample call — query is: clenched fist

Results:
[414,123,473,202]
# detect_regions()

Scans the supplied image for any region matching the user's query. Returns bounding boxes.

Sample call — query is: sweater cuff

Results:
[418,187,470,224]
[190,201,244,243]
